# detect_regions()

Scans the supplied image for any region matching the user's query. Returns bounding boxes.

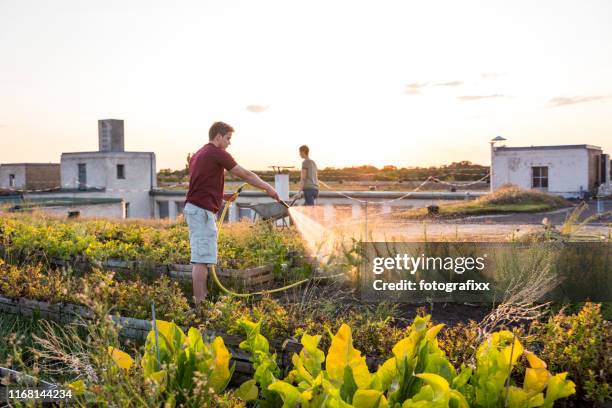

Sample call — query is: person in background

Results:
[185,121,280,303]
[298,145,319,206]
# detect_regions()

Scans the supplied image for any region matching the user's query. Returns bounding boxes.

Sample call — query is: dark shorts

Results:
[303,188,319,206]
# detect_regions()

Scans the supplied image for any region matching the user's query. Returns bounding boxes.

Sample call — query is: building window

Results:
[78,163,87,190]
[125,202,130,218]
[117,164,125,179]
[157,201,169,219]
[8,174,15,188]
[532,166,548,189]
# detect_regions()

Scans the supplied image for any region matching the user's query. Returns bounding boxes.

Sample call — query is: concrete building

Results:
[0,163,60,190]
[98,119,124,152]
[490,137,611,198]
[55,119,156,218]
[0,119,156,219]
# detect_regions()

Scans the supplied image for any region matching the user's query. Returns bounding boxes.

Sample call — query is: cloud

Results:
[548,96,608,107]
[435,81,463,87]
[246,105,269,113]
[457,94,506,101]
[481,72,504,79]
[404,83,428,95]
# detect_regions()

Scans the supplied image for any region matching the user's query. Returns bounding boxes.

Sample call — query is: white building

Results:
[490,137,611,198]
[15,119,156,219]
[0,163,60,190]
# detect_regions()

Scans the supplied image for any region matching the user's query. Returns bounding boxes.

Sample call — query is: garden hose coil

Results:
[209,184,311,297]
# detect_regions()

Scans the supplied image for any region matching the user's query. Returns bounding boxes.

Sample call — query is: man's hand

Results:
[223,192,239,202]
[265,186,280,202]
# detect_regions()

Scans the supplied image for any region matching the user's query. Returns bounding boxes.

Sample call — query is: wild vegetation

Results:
[395,186,571,219]
[158,161,489,185]
[0,214,305,270]
[0,212,609,406]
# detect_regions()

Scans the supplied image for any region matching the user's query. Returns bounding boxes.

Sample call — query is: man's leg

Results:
[192,263,208,303]
[304,189,315,206]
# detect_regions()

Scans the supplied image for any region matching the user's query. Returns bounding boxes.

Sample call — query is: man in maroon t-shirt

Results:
[185,121,280,303]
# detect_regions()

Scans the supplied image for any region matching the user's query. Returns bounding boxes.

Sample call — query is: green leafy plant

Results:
[140,320,233,405]
[236,318,283,407]
[240,315,576,407]
[100,320,234,406]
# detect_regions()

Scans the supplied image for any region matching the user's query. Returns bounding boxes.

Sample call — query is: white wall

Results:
[60,152,156,218]
[0,164,26,189]
[491,147,589,197]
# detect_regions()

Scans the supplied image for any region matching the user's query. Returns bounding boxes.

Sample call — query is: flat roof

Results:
[0,196,122,207]
[496,144,602,152]
[61,151,155,155]
[149,188,487,200]
[0,163,59,166]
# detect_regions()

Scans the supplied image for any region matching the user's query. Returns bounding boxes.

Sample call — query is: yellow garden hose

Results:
[209,184,311,297]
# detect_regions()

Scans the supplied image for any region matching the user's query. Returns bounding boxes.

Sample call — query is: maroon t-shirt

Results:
[186,143,238,213]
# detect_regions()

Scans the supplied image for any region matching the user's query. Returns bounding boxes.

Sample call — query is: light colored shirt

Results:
[302,159,319,190]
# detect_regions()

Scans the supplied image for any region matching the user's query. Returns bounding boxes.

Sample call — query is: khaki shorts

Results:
[184,202,218,264]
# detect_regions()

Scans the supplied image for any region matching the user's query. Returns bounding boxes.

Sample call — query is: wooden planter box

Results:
[168,263,274,287]
[133,260,168,276]
[103,258,135,269]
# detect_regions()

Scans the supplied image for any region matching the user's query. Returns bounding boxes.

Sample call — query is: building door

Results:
[78,163,87,190]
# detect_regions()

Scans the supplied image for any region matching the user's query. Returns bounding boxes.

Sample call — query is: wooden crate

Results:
[168,263,274,287]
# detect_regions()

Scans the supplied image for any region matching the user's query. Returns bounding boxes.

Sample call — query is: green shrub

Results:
[529,303,612,404]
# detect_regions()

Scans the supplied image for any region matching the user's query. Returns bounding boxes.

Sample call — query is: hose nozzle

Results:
[279,200,290,209]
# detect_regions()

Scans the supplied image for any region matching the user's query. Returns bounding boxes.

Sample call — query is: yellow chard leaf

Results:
[155,320,186,354]
[500,337,524,368]
[148,369,167,388]
[543,373,576,407]
[269,380,310,407]
[415,373,450,403]
[208,336,232,393]
[107,346,134,371]
[372,358,397,392]
[524,368,550,395]
[325,324,371,389]
[524,351,547,369]
[425,324,445,341]
[235,379,258,402]
[68,379,86,395]
[353,389,389,408]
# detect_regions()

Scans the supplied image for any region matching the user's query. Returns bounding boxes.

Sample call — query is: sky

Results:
[1,0,611,171]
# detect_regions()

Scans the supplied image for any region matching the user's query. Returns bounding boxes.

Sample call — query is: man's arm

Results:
[229,165,280,201]
[299,168,307,191]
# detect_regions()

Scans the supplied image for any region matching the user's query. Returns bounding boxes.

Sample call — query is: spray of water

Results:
[287,206,333,258]
[288,206,371,264]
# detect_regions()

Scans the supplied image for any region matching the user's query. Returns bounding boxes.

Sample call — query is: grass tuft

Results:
[395,185,571,219]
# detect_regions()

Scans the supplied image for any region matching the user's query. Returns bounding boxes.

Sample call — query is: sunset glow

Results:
[1,0,611,170]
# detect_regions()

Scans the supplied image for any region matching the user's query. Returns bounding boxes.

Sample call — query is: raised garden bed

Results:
[169,263,274,287]
[0,294,296,381]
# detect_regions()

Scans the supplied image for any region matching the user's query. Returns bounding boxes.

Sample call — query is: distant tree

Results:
[186,153,192,172]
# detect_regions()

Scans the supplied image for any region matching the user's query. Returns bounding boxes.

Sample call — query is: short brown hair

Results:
[209,121,235,141]
[299,145,309,155]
